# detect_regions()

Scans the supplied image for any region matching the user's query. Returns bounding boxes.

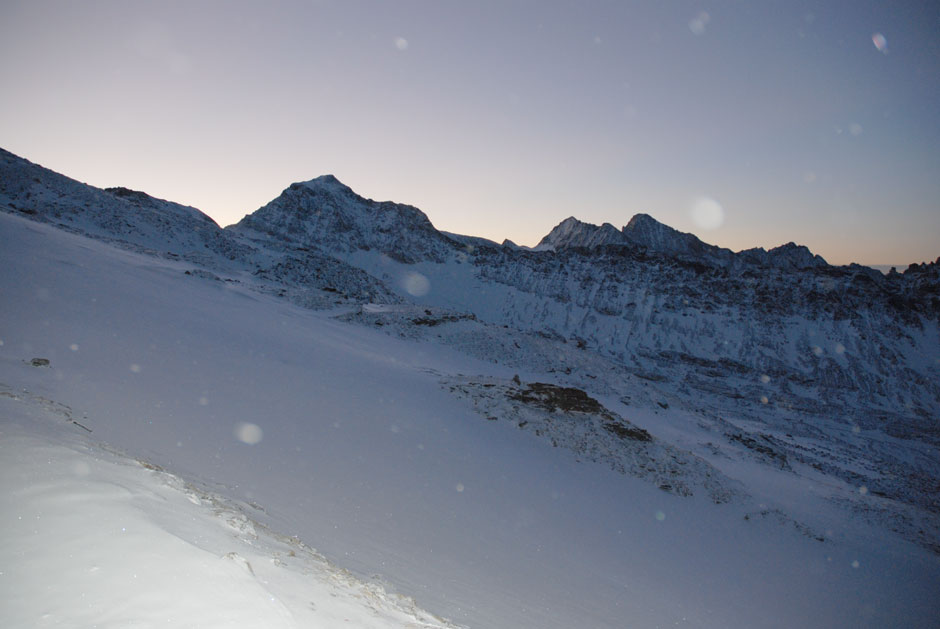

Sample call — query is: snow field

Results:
[2,212,939,627]
[0,394,458,628]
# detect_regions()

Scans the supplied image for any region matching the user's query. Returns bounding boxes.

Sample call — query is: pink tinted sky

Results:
[1,0,937,266]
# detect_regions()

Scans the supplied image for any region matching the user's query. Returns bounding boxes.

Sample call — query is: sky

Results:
[1,0,937,266]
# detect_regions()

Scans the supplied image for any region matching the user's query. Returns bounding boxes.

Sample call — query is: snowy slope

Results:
[2,148,940,626]
[3,210,940,628]
[0,395,458,629]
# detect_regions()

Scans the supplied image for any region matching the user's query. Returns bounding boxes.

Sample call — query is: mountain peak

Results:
[623,213,661,229]
[230,173,455,263]
[293,174,353,194]
[305,173,341,185]
[621,212,683,244]
[766,242,828,268]
[537,217,624,250]
[619,212,728,262]
[537,212,728,262]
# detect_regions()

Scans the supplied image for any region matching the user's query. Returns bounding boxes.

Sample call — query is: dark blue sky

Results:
[2,0,937,265]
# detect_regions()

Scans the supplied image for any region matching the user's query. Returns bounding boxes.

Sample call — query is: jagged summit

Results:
[535,212,832,270]
[622,212,660,231]
[620,213,723,260]
[738,242,829,270]
[228,173,457,263]
[536,216,623,250]
[621,212,683,245]
[537,212,712,256]
[767,242,828,268]
[536,212,734,266]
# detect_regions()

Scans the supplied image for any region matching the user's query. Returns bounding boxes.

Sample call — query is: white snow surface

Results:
[0,401,455,628]
[2,211,939,628]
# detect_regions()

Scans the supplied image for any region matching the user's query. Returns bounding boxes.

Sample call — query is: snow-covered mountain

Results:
[231,174,459,263]
[2,147,939,627]
[538,211,829,270]
[218,164,940,549]
[0,148,248,264]
[536,212,729,263]
[535,216,625,250]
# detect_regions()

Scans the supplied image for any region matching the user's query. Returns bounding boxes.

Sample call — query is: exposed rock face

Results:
[446,376,737,503]
[471,239,939,445]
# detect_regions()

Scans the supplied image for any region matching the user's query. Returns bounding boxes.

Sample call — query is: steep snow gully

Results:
[1,147,939,627]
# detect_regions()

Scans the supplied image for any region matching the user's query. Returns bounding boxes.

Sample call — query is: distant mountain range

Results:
[2,146,938,554]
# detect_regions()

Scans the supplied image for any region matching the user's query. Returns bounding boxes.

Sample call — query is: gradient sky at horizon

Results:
[1,0,937,266]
